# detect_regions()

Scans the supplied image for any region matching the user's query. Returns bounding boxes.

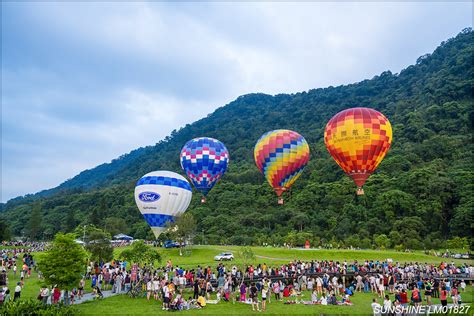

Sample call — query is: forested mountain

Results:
[1,29,472,249]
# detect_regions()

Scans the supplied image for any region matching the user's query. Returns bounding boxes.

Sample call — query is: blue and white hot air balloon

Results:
[134,171,192,238]
[180,137,229,203]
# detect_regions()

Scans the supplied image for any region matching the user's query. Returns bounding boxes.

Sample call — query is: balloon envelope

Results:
[180,137,229,201]
[254,129,310,203]
[324,107,392,194]
[134,171,192,238]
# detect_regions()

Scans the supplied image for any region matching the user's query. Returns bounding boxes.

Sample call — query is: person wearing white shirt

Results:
[146,280,153,301]
[13,282,21,301]
[153,278,160,300]
[371,298,382,316]
[383,295,392,314]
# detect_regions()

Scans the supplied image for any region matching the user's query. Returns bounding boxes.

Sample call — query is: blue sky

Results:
[1,2,472,202]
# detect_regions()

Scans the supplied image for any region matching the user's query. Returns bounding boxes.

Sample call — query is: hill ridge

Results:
[1,28,472,249]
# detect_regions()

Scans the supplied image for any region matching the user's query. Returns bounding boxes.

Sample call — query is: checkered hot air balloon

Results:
[134,171,192,238]
[180,137,229,203]
[324,107,393,195]
[254,130,310,204]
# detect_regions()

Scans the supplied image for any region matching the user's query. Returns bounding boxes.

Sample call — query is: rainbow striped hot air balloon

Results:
[324,107,393,195]
[254,129,310,204]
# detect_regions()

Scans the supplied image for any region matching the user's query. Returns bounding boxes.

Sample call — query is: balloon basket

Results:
[201,197,206,203]
[278,198,284,205]
[356,188,364,195]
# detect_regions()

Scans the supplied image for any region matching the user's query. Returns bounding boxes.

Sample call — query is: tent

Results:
[113,233,134,241]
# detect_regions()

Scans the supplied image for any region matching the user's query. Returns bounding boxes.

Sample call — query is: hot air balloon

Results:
[134,171,192,238]
[180,137,229,203]
[254,129,310,204]
[324,107,393,195]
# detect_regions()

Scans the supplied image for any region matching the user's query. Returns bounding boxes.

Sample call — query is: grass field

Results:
[75,287,474,315]
[2,245,473,315]
[113,245,473,269]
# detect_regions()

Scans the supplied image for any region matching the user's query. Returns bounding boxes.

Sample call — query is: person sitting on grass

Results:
[339,294,353,305]
[311,289,319,303]
[170,290,183,311]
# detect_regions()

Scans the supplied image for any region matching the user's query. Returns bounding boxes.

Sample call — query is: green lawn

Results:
[75,286,474,315]
[115,245,472,269]
[2,245,473,315]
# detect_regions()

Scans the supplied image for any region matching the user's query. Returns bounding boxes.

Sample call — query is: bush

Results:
[0,299,76,315]
[394,244,404,252]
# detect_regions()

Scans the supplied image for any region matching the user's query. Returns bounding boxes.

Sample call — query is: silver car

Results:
[214,252,234,261]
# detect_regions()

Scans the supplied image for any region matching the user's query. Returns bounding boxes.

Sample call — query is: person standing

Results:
[273,280,280,301]
[40,286,49,304]
[355,274,363,292]
[78,279,85,299]
[371,298,382,316]
[115,273,123,294]
[425,283,432,305]
[162,281,170,311]
[146,279,153,301]
[13,282,21,301]
[383,295,392,315]
[250,282,260,312]
[193,279,199,300]
[52,286,60,304]
[240,282,247,302]
[153,277,160,301]
[261,278,269,312]
[440,286,448,307]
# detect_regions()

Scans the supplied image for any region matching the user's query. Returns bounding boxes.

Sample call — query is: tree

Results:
[1,30,474,247]
[167,213,196,256]
[104,217,128,236]
[0,220,11,241]
[28,203,42,240]
[88,207,101,227]
[74,224,105,243]
[374,234,391,249]
[85,229,113,263]
[119,240,161,266]
[64,210,76,233]
[38,233,87,289]
[237,246,255,282]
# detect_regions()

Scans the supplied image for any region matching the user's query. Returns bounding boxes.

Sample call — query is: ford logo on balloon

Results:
[138,192,160,203]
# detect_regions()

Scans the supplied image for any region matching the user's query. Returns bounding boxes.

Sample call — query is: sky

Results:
[1,2,472,202]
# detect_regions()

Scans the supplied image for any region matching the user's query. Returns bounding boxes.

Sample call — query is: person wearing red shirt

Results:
[440,286,448,307]
[400,289,408,307]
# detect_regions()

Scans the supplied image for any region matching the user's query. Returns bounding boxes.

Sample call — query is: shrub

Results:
[0,299,76,315]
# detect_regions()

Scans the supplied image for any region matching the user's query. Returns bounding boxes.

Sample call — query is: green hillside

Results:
[1,29,473,249]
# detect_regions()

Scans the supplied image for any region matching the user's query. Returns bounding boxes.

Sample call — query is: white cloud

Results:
[1,2,472,201]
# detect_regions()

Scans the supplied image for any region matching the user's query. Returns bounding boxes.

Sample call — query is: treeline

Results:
[1,29,473,250]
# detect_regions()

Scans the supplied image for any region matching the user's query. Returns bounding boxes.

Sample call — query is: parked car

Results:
[214,252,234,261]
[163,240,180,248]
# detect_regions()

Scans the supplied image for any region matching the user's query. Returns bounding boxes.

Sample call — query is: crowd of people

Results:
[0,248,472,313]
[68,258,472,312]
[1,241,48,256]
